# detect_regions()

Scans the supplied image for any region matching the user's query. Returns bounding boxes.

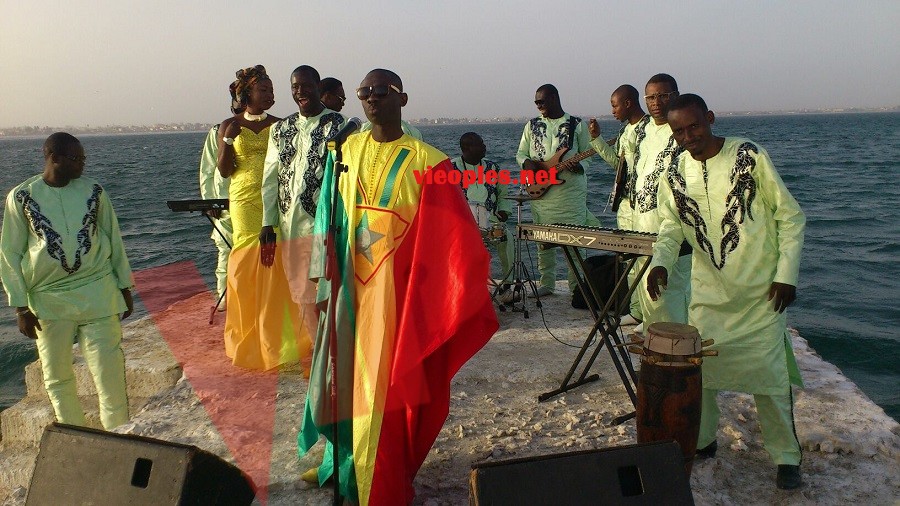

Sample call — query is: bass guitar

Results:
[522,146,597,199]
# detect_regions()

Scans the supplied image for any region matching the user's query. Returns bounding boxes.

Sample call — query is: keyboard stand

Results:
[166,199,231,324]
[538,245,650,421]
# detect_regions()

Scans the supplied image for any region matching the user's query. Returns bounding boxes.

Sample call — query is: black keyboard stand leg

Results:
[209,288,227,325]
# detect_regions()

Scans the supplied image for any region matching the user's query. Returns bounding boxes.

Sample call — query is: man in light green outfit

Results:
[648,94,806,490]
[588,84,649,231]
[588,84,651,323]
[626,74,691,328]
[451,132,513,293]
[199,124,232,306]
[1,132,133,430]
[516,84,601,297]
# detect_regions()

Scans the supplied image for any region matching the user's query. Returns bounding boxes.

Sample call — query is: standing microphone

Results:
[326,117,362,150]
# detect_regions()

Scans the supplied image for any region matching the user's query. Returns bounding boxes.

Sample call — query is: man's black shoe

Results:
[776,465,802,490]
[695,440,717,459]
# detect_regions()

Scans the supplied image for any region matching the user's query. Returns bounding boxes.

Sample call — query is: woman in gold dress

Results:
[217,65,305,371]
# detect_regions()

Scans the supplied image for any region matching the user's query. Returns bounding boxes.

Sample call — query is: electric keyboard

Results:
[518,223,656,256]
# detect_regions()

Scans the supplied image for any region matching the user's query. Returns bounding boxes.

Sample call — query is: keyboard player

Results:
[198,124,232,306]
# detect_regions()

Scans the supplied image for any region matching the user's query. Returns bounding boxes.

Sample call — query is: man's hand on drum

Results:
[768,282,796,313]
[647,266,668,300]
[259,225,277,267]
[496,210,509,222]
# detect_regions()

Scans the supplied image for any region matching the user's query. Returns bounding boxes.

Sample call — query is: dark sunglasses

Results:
[356,84,402,100]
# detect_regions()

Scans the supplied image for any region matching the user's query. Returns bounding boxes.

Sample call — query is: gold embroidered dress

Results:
[224,126,303,370]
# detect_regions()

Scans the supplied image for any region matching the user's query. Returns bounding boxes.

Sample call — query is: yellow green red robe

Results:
[299,132,498,505]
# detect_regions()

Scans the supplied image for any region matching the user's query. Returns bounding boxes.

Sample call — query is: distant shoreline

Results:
[1,108,897,139]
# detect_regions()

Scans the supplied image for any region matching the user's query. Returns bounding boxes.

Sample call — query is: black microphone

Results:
[326,117,362,149]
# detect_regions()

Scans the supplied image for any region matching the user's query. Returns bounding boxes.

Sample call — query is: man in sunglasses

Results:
[357,77,424,140]
[515,84,601,299]
[1,132,133,431]
[260,65,346,351]
[620,73,692,332]
[298,69,497,505]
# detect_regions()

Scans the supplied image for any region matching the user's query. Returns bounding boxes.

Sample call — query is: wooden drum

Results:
[629,322,716,475]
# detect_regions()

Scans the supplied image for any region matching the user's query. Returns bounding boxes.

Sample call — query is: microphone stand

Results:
[324,138,347,506]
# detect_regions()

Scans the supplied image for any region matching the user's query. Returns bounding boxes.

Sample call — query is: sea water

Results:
[1,113,897,421]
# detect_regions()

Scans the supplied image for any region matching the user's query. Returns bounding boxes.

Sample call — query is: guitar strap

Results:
[564,116,578,149]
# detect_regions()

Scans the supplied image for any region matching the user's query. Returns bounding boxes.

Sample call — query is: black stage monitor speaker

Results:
[469,440,693,506]
[27,423,255,505]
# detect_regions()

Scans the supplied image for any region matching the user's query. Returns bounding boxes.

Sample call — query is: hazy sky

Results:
[2,0,898,128]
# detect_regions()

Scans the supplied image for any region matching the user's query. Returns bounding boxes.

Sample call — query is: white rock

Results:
[730,440,748,452]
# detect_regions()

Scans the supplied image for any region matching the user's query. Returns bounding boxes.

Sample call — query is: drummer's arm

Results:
[648,172,686,300]
[757,147,805,313]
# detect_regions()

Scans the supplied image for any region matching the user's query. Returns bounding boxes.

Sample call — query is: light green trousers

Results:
[35,315,128,430]
[212,216,233,299]
[699,387,801,466]
[636,254,691,326]
[493,227,513,283]
[617,201,642,319]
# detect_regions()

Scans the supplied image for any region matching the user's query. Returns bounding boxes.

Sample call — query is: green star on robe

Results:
[355,211,385,265]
